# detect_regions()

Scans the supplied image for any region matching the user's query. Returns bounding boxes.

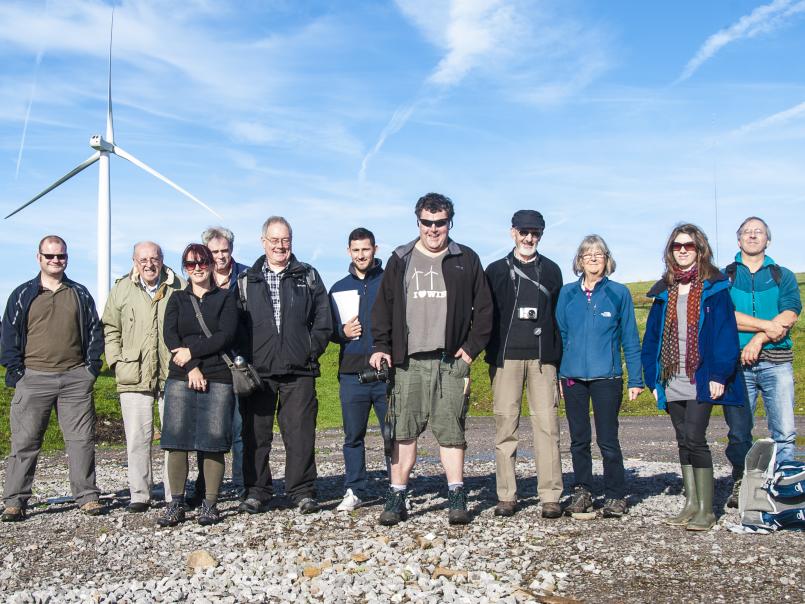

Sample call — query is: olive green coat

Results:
[102,267,185,393]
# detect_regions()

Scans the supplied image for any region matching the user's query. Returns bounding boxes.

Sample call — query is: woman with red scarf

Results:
[641,224,746,531]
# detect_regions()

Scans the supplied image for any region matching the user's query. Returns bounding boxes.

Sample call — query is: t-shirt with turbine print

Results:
[405,246,447,355]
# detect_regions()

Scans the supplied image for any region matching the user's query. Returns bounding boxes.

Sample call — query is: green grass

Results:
[1,274,803,455]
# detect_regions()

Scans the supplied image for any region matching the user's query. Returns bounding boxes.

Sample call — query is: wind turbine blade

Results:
[106,8,115,143]
[5,152,101,219]
[113,145,222,218]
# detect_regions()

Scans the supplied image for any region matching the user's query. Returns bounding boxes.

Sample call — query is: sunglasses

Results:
[40,253,68,261]
[671,242,697,252]
[184,260,210,270]
[419,218,450,229]
[517,229,543,238]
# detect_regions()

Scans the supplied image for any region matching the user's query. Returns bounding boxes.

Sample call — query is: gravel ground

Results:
[1,415,804,603]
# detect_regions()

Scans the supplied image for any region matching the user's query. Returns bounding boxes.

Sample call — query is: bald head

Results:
[132,241,164,286]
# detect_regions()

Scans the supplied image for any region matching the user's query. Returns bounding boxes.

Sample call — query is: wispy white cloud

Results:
[730,100,805,135]
[677,0,805,83]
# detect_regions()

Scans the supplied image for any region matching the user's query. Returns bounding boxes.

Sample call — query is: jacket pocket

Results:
[115,347,142,385]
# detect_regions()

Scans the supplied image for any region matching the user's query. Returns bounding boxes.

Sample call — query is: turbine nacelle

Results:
[90,135,114,153]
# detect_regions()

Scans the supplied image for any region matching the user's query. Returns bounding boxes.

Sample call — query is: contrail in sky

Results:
[15,49,45,179]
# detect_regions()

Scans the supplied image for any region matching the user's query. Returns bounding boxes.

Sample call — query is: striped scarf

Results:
[660,266,702,384]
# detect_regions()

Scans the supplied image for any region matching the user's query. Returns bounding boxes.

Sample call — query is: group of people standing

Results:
[0,194,799,533]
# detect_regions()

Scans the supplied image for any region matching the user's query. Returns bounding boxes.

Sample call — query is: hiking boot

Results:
[726,478,741,509]
[494,500,517,518]
[197,501,221,526]
[80,500,105,516]
[297,497,320,515]
[541,502,562,519]
[157,501,186,527]
[378,489,408,526]
[1,506,25,522]
[602,498,628,518]
[127,501,150,513]
[687,467,717,531]
[238,497,267,515]
[666,465,698,526]
[447,487,470,525]
[564,486,593,515]
[336,489,362,512]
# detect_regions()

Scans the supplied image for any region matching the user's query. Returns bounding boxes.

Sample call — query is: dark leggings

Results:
[668,399,713,468]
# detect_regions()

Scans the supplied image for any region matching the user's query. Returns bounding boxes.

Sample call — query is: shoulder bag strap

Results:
[188,295,236,370]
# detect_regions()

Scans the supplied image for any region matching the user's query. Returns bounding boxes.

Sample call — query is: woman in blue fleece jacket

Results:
[556,235,643,519]
[641,223,746,531]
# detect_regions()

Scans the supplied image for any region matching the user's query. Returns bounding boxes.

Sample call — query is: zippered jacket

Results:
[641,274,747,410]
[238,254,332,378]
[484,251,563,368]
[1,275,104,387]
[556,277,643,387]
[103,266,185,393]
[371,239,493,365]
[329,259,383,374]
[725,252,801,350]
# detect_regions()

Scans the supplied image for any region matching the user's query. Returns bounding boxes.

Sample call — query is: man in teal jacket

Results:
[723,217,801,508]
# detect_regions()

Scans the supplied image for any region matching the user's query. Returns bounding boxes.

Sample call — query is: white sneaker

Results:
[336,489,362,512]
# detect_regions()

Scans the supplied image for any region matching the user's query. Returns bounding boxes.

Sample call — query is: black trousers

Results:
[668,399,713,468]
[242,375,318,503]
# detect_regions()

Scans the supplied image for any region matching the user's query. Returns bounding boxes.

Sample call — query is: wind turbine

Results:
[5,13,221,311]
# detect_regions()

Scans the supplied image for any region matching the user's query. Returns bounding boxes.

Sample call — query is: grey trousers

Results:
[3,366,100,508]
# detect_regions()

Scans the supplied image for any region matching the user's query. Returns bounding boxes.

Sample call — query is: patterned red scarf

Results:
[660,266,702,384]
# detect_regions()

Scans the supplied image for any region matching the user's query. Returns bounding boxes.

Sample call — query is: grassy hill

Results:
[1,274,803,455]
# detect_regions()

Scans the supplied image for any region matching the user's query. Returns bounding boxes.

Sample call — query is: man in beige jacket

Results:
[103,241,185,512]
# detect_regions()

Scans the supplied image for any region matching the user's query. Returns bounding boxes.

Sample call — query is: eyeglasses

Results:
[517,229,543,238]
[136,257,161,266]
[671,242,697,252]
[184,260,210,270]
[419,218,450,229]
[40,253,67,261]
[740,228,765,237]
[581,252,606,261]
[265,238,291,246]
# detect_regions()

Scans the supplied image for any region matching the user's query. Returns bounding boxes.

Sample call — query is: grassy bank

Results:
[1,275,802,455]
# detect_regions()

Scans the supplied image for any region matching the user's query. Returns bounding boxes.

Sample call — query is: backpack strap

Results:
[726,261,782,285]
[237,272,249,307]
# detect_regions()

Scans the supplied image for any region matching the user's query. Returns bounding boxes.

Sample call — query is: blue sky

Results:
[1,0,804,306]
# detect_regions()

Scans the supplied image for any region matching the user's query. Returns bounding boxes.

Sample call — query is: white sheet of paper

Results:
[332,290,360,323]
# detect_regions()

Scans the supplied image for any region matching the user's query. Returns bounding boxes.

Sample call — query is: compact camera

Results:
[517,306,538,320]
[358,359,391,383]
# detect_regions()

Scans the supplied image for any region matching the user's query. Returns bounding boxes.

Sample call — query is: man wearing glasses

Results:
[237,216,332,515]
[723,217,801,508]
[102,241,185,512]
[1,236,105,521]
[484,211,564,519]
[370,193,493,525]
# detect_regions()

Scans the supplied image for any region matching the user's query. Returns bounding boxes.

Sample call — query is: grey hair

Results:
[572,234,616,276]
[201,226,235,247]
[736,216,771,242]
[262,216,293,238]
[132,241,163,259]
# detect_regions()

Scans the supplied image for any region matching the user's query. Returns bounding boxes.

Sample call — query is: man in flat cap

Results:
[484,210,564,519]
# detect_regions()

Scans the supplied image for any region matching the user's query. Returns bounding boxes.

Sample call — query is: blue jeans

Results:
[725,360,796,471]
[339,374,389,496]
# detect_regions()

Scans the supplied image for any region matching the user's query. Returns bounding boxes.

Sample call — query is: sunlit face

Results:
[738,219,769,257]
[580,246,606,279]
[38,239,68,279]
[184,253,212,287]
[672,233,698,271]
[349,238,377,274]
[207,236,233,271]
[262,222,292,268]
[510,227,542,258]
[134,243,163,287]
[418,209,450,253]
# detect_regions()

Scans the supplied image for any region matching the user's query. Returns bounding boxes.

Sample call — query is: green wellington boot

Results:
[687,466,717,531]
[665,465,698,526]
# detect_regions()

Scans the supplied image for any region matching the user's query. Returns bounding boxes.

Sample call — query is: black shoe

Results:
[238,497,267,515]
[447,487,470,525]
[378,489,408,526]
[296,497,320,514]
[564,486,593,515]
[197,501,221,526]
[157,501,186,527]
[726,478,741,509]
[1,506,25,522]
[127,502,150,513]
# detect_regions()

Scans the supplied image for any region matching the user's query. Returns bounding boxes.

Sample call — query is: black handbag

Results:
[189,296,262,396]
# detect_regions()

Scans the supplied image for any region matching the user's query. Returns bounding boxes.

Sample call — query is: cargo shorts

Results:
[390,351,470,447]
